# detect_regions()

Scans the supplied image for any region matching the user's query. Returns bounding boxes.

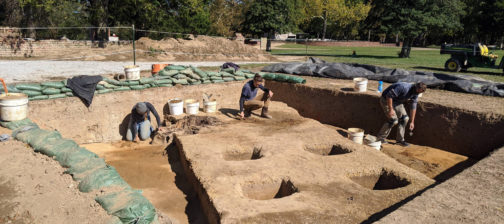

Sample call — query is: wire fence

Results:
[0,26,401,64]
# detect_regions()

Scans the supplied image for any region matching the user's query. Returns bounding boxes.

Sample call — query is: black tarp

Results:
[261,58,504,97]
[66,75,103,107]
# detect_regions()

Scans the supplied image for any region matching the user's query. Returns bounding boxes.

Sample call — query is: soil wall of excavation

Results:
[26,82,245,144]
[267,81,504,159]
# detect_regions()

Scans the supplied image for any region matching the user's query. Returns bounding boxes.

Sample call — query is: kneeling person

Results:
[126,102,161,142]
[239,74,274,119]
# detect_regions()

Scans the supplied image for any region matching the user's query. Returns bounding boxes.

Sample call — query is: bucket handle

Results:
[0,78,7,94]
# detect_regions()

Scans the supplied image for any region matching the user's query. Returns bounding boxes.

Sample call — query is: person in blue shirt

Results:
[239,74,274,119]
[377,82,427,146]
[126,102,161,142]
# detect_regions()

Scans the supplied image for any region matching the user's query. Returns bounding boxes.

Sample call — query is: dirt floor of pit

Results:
[0,127,115,224]
[83,140,208,224]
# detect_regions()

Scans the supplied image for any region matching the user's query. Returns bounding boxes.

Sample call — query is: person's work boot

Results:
[377,138,387,144]
[397,141,409,147]
[244,109,252,118]
[261,107,272,119]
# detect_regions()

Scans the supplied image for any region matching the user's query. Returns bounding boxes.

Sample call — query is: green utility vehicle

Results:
[440,43,504,73]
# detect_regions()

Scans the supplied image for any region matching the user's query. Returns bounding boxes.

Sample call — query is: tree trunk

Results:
[399,38,412,58]
[322,10,327,40]
[266,31,273,52]
[368,30,371,41]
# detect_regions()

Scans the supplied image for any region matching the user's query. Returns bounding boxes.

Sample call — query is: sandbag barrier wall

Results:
[0,65,306,100]
[268,81,504,159]
[0,119,158,224]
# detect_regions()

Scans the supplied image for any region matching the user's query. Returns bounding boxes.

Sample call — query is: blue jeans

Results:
[126,118,152,141]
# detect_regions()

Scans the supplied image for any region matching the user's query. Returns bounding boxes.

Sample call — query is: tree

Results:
[366,0,464,58]
[209,0,249,36]
[241,0,293,51]
[300,0,370,40]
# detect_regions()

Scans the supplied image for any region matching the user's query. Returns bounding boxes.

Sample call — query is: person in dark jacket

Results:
[239,74,274,119]
[126,102,161,142]
[377,82,427,146]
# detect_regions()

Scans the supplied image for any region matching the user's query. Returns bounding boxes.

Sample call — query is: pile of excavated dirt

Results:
[0,127,114,224]
[136,36,275,61]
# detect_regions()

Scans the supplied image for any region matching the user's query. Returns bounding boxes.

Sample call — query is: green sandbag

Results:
[202,80,212,84]
[0,118,36,130]
[158,70,179,77]
[207,71,219,77]
[180,68,201,80]
[114,87,131,91]
[13,128,59,146]
[262,73,277,80]
[241,69,253,73]
[103,83,119,89]
[220,72,234,77]
[234,76,246,81]
[210,76,223,80]
[21,90,42,97]
[223,77,235,82]
[96,189,156,224]
[221,68,235,74]
[41,81,65,89]
[29,95,49,101]
[119,80,140,86]
[66,92,74,97]
[78,165,129,192]
[65,156,107,181]
[191,66,208,79]
[34,138,78,157]
[234,71,245,77]
[130,85,146,90]
[153,79,173,85]
[275,74,290,82]
[212,80,225,83]
[139,77,155,84]
[172,79,189,85]
[159,84,173,87]
[244,73,255,79]
[173,74,188,79]
[287,76,306,84]
[188,79,201,85]
[164,65,186,71]
[60,87,73,93]
[96,84,105,90]
[16,83,43,91]
[154,75,172,80]
[143,84,152,88]
[105,78,121,86]
[42,88,61,95]
[48,94,66,99]
[98,89,113,94]
[1,85,21,93]
[59,147,99,168]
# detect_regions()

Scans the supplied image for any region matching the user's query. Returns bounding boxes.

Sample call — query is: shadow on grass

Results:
[413,66,504,76]
[272,53,397,59]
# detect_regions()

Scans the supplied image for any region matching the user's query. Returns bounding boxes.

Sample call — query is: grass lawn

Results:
[271,43,504,82]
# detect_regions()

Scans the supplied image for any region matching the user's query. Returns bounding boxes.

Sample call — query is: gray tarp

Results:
[262,58,504,97]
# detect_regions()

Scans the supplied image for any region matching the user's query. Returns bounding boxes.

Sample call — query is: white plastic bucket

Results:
[203,100,217,113]
[0,93,28,121]
[367,141,382,150]
[168,98,184,116]
[353,78,368,92]
[124,65,141,80]
[348,128,365,144]
[185,99,200,115]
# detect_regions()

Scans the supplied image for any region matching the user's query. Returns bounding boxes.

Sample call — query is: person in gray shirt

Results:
[377,82,427,146]
[239,74,274,119]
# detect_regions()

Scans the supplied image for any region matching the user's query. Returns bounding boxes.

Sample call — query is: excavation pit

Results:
[242,179,299,200]
[350,169,411,190]
[223,146,264,161]
[21,77,504,223]
[304,143,352,156]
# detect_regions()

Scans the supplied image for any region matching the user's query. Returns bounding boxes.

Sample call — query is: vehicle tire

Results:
[445,58,461,72]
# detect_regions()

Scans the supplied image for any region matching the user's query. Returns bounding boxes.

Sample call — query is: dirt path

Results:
[0,128,114,224]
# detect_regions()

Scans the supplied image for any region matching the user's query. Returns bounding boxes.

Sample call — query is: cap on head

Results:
[135,102,148,114]
[253,74,263,83]
[415,82,427,93]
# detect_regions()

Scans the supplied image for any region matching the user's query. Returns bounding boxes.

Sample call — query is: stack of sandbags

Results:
[155,65,256,84]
